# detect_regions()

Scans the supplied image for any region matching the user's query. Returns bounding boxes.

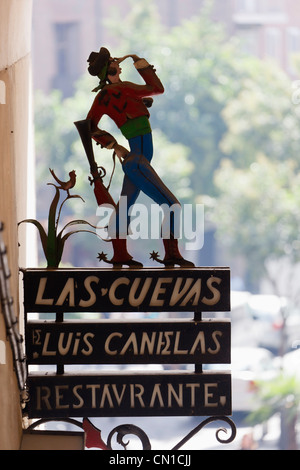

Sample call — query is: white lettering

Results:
[161,332,173,355]
[100,384,114,408]
[111,384,126,406]
[73,385,84,409]
[82,333,95,356]
[33,272,227,310]
[36,386,51,410]
[58,333,73,356]
[170,278,193,306]
[35,277,54,305]
[204,383,218,407]
[150,384,164,407]
[128,204,148,240]
[120,332,138,355]
[174,331,188,355]
[105,332,122,355]
[79,276,99,307]
[41,331,95,357]
[150,278,173,306]
[140,332,156,355]
[86,384,100,408]
[156,331,164,354]
[202,277,221,306]
[189,331,206,355]
[180,279,201,306]
[33,380,229,414]
[42,332,56,356]
[102,329,225,358]
[186,383,200,407]
[56,278,75,306]
[167,383,183,407]
[128,277,152,306]
[109,277,130,305]
[207,331,222,355]
[55,385,69,409]
[130,384,145,408]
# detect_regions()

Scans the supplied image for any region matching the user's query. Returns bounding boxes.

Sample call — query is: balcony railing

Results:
[233,12,288,26]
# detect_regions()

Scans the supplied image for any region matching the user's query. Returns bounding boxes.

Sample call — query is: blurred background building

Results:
[32,0,300,97]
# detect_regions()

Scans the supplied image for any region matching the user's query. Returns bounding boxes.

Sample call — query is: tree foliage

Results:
[247,372,300,450]
[220,58,300,168]
[106,0,249,196]
[34,0,300,278]
[208,156,300,283]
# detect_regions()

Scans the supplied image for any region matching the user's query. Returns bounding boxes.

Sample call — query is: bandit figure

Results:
[77,47,194,268]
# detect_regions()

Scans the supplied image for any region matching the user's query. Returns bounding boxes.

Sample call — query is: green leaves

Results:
[19,172,97,268]
[248,372,300,426]
[208,156,300,282]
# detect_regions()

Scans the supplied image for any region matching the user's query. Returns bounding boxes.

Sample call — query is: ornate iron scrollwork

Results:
[26,416,236,450]
[107,424,151,450]
[172,416,237,450]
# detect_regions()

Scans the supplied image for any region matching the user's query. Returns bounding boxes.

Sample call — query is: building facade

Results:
[32,0,300,98]
[31,0,206,96]
[226,0,300,76]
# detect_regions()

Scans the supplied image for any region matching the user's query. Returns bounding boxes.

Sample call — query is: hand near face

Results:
[115,54,141,64]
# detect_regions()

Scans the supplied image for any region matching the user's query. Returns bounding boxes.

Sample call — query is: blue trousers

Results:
[109,133,180,238]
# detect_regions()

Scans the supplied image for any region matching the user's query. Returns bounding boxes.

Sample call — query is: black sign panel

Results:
[25,319,231,365]
[22,267,230,313]
[26,371,232,418]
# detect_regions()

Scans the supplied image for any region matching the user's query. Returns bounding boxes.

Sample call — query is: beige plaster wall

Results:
[0,0,33,449]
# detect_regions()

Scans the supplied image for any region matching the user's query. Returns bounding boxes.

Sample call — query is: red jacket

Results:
[87,61,164,148]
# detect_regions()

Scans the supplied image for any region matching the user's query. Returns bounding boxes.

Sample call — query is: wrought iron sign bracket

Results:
[26,415,237,450]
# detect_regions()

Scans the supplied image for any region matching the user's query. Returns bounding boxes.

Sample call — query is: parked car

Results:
[204,347,276,412]
[246,295,300,353]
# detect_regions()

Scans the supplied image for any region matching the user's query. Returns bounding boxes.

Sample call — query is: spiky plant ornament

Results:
[19,169,97,268]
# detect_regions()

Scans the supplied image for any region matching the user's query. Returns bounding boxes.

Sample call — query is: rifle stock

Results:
[74,119,98,174]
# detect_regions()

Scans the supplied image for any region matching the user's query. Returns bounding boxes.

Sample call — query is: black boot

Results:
[163,238,194,267]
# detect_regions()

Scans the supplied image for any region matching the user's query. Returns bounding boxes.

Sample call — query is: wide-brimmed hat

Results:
[87,47,111,78]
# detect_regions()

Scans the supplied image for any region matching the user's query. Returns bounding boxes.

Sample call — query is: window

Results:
[287,27,300,54]
[238,30,259,56]
[287,27,300,72]
[52,22,80,96]
[267,0,284,13]
[166,0,179,27]
[236,0,283,14]
[265,27,282,62]
[236,0,258,13]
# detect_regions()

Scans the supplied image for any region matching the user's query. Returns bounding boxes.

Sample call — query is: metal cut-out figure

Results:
[75,47,194,268]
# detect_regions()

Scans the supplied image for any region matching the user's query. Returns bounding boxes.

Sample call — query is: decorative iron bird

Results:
[49,168,76,196]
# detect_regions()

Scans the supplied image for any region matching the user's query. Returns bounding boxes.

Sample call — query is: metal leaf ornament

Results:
[82,418,109,450]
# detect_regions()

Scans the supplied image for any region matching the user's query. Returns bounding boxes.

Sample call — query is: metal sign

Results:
[26,371,231,418]
[26,320,230,364]
[22,266,232,421]
[22,267,230,313]
[25,319,231,365]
